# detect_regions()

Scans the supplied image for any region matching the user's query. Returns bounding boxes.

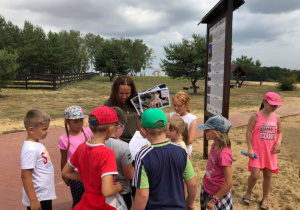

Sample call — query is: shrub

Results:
[277,75,297,91]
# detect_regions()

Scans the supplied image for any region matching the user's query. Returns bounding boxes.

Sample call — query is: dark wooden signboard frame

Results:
[199,0,244,159]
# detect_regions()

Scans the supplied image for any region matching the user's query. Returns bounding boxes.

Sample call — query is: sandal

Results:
[259,200,269,210]
[242,196,251,205]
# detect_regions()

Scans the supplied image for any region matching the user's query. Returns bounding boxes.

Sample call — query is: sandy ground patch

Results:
[193,114,300,210]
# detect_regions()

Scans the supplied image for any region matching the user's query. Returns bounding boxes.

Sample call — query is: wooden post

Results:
[53,74,56,90]
[25,76,28,90]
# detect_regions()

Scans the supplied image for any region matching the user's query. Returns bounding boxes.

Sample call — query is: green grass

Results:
[0,76,299,124]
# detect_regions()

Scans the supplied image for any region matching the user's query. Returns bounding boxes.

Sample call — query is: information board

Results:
[206,17,226,115]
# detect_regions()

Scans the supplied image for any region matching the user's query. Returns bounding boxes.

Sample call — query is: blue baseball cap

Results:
[197,115,231,133]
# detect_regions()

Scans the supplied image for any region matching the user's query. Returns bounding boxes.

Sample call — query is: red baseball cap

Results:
[263,92,282,106]
[89,106,118,125]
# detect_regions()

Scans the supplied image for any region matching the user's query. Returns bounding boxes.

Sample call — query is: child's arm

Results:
[101,175,122,197]
[21,169,41,210]
[60,149,68,170]
[185,176,197,210]
[272,115,282,154]
[60,149,69,186]
[206,166,233,210]
[246,113,257,158]
[122,163,134,180]
[188,120,197,145]
[134,188,149,210]
[61,163,81,181]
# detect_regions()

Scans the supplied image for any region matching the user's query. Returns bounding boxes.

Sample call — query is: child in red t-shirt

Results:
[62,106,123,210]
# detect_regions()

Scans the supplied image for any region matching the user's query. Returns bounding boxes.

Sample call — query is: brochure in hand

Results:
[130,84,171,115]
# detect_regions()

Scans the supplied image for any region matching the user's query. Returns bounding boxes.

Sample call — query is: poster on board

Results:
[206,17,226,116]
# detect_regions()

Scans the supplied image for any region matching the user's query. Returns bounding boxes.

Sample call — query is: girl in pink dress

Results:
[243,92,282,210]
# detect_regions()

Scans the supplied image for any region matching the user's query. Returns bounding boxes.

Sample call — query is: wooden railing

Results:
[5,73,96,90]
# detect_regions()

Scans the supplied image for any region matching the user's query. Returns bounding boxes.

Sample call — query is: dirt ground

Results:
[1,81,299,209]
[193,114,300,210]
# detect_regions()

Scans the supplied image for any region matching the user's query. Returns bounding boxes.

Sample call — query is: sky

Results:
[1,0,300,75]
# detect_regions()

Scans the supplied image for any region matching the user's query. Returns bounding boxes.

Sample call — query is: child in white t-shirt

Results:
[58,106,92,208]
[21,109,56,210]
[169,91,197,160]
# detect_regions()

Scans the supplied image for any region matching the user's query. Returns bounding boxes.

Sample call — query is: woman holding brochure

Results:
[104,75,139,143]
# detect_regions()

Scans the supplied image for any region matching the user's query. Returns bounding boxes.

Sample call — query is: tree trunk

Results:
[109,74,114,81]
[191,78,198,94]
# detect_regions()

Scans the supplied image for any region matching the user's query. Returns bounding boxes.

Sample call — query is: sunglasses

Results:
[118,121,126,132]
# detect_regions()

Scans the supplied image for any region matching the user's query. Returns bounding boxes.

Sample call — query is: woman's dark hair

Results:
[108,75,138,108]
[260,101,265,110]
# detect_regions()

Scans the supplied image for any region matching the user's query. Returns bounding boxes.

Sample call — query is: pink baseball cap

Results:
[263,92,282,106]
[89,106,118,125]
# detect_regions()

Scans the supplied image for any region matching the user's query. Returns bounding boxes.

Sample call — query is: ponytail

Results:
[259,101,264,110]
[181,122,189,146]
[65,123,71,151]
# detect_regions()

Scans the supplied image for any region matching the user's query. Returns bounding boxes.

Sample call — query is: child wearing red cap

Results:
[242,92,282,210]
[62,106,124,210]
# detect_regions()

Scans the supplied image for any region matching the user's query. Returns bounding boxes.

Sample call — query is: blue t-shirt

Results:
[132,141,194,210]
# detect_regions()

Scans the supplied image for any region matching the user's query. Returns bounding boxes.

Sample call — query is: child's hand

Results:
[247,149,256,159]
[114,182,123,192]
[272,141,281,154]
[30,199,41,210]
[206,199,215,210]
[185,204,194,210]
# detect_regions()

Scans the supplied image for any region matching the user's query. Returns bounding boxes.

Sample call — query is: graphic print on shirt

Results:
[206,154,217,178]
[260,122,277,141]
[41,148,53,169]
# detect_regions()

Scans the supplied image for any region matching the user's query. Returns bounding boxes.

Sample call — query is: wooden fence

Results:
[5,73,96,90]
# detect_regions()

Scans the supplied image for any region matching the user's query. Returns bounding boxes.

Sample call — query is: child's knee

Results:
[250,172,260,180]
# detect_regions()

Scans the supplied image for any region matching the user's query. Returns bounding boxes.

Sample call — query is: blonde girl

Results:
[197,115,233,210]
[243,92,282,210]
[169,91,197,158]
[167,116,189,152]
[58,106,93,209]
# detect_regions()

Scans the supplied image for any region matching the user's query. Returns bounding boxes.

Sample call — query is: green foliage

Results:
[94,38,131,81]
[120,38,155,74]
[160,34,206,93]
[0,15,153,76]
[232,55,262,81]
[0,49,19,87]
[84,33,104,72]
[277,75,297,91]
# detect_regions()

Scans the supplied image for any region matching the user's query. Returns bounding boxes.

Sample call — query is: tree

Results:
[120,38,155,75]
[160,34,206,93]
[45,31,67,74]
[18,21,47,74]
[0,49,19,90]
[84,33,104,72]
[0,16,20,53]
[94,38,130,81]
[232,55,262,82]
